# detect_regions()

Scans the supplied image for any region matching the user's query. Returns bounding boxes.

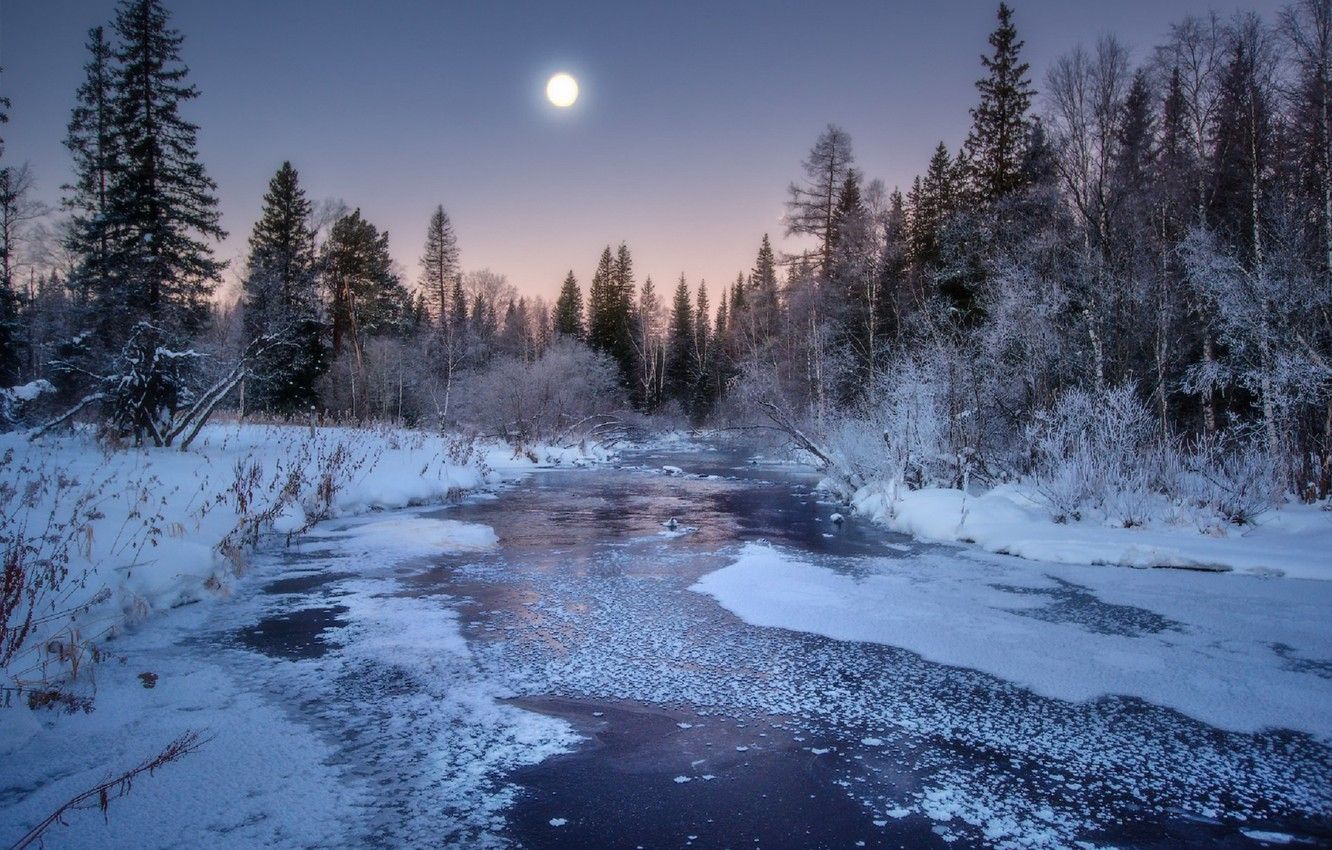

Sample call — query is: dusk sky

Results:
[4,0,1283,304]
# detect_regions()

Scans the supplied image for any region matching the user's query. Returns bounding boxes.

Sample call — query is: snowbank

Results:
[692,542,1332,738]
[849,480,1332,580]
[0,423,608,700]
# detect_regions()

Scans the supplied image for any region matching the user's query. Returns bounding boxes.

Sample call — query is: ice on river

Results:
[691,542,1332,739]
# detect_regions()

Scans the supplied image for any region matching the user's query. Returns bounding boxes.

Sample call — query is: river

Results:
[234,442,1331,849]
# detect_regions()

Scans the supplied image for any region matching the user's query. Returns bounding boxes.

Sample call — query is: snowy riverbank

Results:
[844,479,1332,581]
[0,422,611,713]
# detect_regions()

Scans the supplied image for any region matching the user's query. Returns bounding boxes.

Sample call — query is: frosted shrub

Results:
[454,339,625,443]
[1027,383,1156,524]
[1184,434,1286,526]
[822,354,953,493]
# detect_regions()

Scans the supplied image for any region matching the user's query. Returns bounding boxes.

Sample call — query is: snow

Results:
[0,501,580,848]
[303,515,499,559]
[5,378,55,402]
[850,480,1332,580]
[1240,828,1296,844]
[691,542,1332,738]
[0,422,609,716]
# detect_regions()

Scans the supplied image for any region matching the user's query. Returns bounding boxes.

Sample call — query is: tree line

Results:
[1,0,1329,503]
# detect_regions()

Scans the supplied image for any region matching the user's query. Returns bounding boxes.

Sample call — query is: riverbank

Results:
[0,422,611,733]
[843,478,1332,580]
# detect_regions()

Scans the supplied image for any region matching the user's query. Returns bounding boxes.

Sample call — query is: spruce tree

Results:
[242,161,324,415]
[693,280,716,416]
[1208,30,1272,264]
[962,3,1036,203]
[610,243,639,394]
[830,171,864,256]
[104,0,225,344]
[419,204,459,326]
[554,270,584,339]
[324,209,410,359]
[714,286,729,340]
[909,143,959,268]
[665,275,694,407]
[449,274,468,334]
[694,280,711,368]
[62,26,117,312]
[586,246,617,354]
[588,243,638,391]
[750,234,779,342]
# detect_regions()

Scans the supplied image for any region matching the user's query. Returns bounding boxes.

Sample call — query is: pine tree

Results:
[419,204,459,326]
[665,275,694,407]
[693,280,717,416]
[499,297,533,360]
[104,0,226,344]
[880,188,910,339]
[786,125,856,274]
[1157,66,1196,238]
[242,161,324,415]
[554,270,584,338]
[62,26,117,312]
[962,3,1036,203]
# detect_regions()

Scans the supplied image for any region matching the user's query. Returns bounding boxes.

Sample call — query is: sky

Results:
[2,0,1285,306]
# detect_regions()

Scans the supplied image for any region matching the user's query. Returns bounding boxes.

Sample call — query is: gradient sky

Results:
[3,0,1283,305]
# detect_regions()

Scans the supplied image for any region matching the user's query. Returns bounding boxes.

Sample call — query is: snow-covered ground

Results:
[0,508,580,848]
[0,422,609,720]
[848,479,1332,580]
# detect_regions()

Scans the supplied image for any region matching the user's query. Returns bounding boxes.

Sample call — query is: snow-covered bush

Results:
[0,380,55,431]
[823,354,955,492]
[1026,383,1156,524]
[453,339,625,443]
[1179,433,1287,526]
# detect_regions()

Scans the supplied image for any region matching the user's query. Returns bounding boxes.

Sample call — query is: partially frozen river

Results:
[5,443,1330,848]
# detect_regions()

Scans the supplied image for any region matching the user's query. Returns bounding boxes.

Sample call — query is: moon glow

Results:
[546,73,579,108]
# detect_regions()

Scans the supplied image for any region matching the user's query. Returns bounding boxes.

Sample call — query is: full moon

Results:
[546,73,579,108]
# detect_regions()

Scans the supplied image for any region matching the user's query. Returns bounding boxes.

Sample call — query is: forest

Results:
[1,0,1330,521]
